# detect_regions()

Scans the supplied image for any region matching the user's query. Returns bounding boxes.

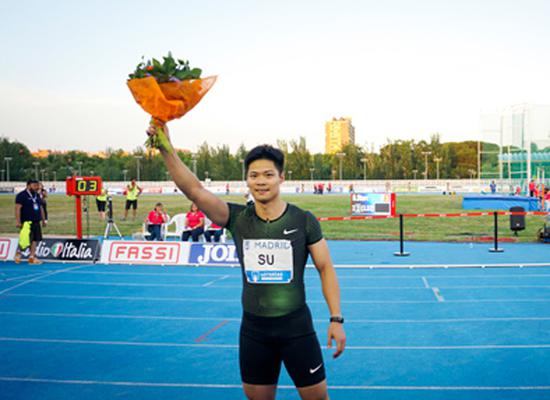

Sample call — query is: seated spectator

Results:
[145,202,168,241]
[205,221,223,242]
[182,202,205,242]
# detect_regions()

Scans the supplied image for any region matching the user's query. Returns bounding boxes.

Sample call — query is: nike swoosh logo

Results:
[309,363,323,374]
[283,229,298,235]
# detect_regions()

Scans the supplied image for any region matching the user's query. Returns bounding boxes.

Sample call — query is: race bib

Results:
[243,239,293,284]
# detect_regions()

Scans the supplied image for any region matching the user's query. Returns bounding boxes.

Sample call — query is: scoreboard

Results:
[66,176,102,196]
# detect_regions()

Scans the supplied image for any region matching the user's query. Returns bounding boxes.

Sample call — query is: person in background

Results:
[38,182,48,223]
[14,179,46,265]
[181,202,205,242]
[529,179,536,197]
[225,182,230,195]
[490,180,496,194]
[204,220,223,242]
[96,184,108,220]
[145,202,168,241]
[123,178,142,220]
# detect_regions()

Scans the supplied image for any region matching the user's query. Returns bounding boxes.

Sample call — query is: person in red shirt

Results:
[182,202,205,242]
[205,221,223,242]
[145,202,168,241]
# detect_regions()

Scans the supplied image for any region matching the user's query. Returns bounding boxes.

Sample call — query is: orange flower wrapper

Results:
[127,75,217,123]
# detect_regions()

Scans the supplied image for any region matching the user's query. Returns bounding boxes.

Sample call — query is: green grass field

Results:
[0,194,545,242]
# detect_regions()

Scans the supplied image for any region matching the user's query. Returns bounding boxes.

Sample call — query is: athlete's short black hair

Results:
[244,145,284,175]
[27,179,39,185]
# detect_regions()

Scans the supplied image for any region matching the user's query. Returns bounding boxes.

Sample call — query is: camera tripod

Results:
[104,197,122,238]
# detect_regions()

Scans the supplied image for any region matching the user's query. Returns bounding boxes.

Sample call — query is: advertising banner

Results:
[17,238,101,262]
[100,240,190,265]
[188,243,239,266]
[350,193,396,216]
[0,238,18,261]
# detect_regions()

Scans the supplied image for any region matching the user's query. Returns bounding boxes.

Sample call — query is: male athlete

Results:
[148,124,346,400]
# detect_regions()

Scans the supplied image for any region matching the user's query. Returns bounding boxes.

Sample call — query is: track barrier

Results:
[318,211,549,256]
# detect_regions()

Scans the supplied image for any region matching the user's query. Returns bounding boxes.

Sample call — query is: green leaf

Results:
[190,68,202,79]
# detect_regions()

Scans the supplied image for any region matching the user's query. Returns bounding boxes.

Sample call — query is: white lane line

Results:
[2,337,550,350]
[5,293,550,304]
[19,279,550,290]
[0,265,92,296]
[13,280,428,289]
[422,277,430,288]
[0,337,236,348]
[0,377,548,391]
[202,275,230,287]
[328,263,550,269]
[432,287,445,302]
[3,272,49,282]
[0,311,241,321]
[2,311,550,323]
[6,268,550,279]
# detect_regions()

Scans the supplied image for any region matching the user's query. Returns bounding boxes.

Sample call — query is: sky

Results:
[1,0,549,154]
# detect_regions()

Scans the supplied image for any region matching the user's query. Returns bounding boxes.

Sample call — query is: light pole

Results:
[240,158,245,181]
[331,169,336,181]
[191,155,197,176]
[205,171,209,181]
[309,167,315,181]
[122,169,128,182]
[288,170,293,181]
[360,157,367,180]
[76,161,83,176]
[336,152,346,181]
[421,151,432,180]
[90,170,94,176]
[433,157,442,180]
[32,161,40,180]
[134,156,143,181]
[165,171,170,181]
[412,169,418,180]
[40,169,46,181]
[4,157,12,182]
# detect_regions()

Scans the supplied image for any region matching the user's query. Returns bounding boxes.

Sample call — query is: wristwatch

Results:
[330,316,344,324]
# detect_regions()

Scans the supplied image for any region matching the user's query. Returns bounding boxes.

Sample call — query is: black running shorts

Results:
[96,199,106,212]
[125,199,138,210]
[239,305,326,388]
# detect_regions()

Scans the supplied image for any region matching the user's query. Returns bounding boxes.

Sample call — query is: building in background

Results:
[325,117,355,154]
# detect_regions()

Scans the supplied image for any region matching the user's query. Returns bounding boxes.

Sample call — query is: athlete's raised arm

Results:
[148,123,229,227]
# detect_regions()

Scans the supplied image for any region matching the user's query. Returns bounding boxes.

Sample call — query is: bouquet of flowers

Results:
[127,52,216,151]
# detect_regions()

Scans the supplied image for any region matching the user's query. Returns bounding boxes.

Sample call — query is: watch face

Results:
[330,316,344,323]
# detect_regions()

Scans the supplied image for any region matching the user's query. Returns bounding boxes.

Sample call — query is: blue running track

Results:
[0,240,549,399]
